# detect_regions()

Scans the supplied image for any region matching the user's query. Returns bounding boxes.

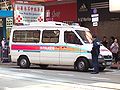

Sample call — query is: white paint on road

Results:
[91,77,110,80]
[89,82,120,90]
[4,83,115,90]
[0,73,119,90]
[58,73,74,76]
[0,73,25,79]
[0,67,120,90]
[15,73,37,77]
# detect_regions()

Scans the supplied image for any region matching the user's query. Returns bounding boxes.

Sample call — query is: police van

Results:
[9,21,112,71]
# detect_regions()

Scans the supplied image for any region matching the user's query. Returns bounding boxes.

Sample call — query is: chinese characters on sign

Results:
[14,4,44,24]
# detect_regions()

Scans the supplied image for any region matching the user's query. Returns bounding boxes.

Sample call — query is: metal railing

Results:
[0,46,10,63]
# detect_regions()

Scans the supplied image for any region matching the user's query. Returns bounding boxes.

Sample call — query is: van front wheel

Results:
[19,56,30,68]
[76,58,89,72]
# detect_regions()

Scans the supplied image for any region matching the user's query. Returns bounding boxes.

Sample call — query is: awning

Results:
[0,10,13,18]
[11,0,58,3]
[28,0,57,2]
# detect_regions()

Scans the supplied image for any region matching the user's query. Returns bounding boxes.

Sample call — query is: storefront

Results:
[0,10,13,41]
[45,1,77,22]
[9,0,120,43]
[77,0,120,41]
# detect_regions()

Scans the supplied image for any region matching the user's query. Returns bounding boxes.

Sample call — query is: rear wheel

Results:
[39,64,48,69]
[75,58,89,72]
[18,56,30,68]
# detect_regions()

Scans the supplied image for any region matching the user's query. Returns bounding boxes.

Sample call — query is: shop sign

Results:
[91,14,99,22]
[93,22,98,26]
[78,17,91,22]
[14,4,44,24]
[78,4,88,12]
[109,0,120,12]
[45,3,77,21]
[6,17,13,27]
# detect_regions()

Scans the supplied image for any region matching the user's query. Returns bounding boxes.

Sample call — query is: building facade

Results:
[0,0,13,40]
[1,0,120,45]
[77,0,120,44]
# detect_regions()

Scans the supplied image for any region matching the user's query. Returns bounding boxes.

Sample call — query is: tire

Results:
[19,56,30,68]
[39,64,48,69]
[76,58,89,72]
[99,67,106,72]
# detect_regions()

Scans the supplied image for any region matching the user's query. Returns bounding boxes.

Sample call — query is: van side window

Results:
[13,30,40,43]
[42,30,60,43]
[64,31,82,45]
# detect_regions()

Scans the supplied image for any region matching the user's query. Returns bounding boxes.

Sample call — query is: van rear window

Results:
[13,30,40,43]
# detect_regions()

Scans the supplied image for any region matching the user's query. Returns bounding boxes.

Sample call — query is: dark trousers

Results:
[112,53,118,63]
[92,55,99,73]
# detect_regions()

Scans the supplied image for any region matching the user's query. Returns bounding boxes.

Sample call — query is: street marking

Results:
[58,73,74,76]
[90,82,120,90]
[15,73,36,77]
[0,73,118,90]
[0,73,25,79]
[5,83,114,90]
[91,77,110,80]
[29,69,45,74]
[0,67,120,90]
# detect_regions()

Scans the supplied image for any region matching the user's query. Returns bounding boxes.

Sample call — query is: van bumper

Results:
[89,58,112,68]
[98,59,112,66]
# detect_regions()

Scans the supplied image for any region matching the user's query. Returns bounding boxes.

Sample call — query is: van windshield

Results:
[76,30,92,44]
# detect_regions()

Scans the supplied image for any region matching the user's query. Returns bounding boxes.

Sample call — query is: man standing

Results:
[91,35,100,74]
[1,38,6,49]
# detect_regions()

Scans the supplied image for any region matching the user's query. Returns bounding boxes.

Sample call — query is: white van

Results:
[9,21,112,71]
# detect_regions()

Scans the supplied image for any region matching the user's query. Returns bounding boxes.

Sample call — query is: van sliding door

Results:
[40,30,60,65]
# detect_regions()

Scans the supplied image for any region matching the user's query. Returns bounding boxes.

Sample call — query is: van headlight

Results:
[98,54,103,59]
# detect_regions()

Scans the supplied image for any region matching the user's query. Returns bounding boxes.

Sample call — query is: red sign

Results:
[44,0,57,2]
[10,0,15,5]
[45,3,77,21]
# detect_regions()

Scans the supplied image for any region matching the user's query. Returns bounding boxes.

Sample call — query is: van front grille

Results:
[103,55,112,59]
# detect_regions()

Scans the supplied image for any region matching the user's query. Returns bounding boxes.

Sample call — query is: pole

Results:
[2,18,6,39]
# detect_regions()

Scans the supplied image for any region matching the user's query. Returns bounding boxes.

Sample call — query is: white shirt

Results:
[1,40,5,48]
[110,42,119,53]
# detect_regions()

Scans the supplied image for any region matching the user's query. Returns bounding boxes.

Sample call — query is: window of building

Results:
[13,30,40,43]
[42,30,60,43]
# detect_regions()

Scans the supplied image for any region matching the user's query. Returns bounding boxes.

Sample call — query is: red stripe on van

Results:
[11,45,40,50]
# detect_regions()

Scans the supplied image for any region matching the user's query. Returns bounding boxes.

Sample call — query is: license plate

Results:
[106,62,111,65]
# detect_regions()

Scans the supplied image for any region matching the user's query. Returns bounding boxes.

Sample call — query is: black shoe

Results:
[91,72,99,74]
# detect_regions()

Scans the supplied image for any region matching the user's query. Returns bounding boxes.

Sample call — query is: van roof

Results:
[12,21,90,32]
[30,21,69,27]
[12,21,70,29]
[70,25,90,31]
